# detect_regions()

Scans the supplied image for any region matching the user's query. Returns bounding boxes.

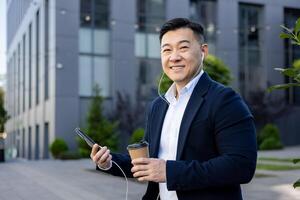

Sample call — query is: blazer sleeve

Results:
[166,87,257,191]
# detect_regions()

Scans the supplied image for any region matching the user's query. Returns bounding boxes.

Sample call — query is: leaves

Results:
[293,179,300,188]
[268,83,300,92]
[293,159,300,164]
[295,18,300,34]
[279,33,294,40]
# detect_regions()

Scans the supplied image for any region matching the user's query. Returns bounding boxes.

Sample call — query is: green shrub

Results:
[259,137,283,150]
[59,151,81,160]
[258,124,283,150]
[78,84,118,157]
[50,138,68,158]
[130,128,145,144]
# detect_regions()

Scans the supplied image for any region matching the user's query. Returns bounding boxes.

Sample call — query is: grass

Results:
[256,163,300,171]
[258,157,294,163]
[254,173,276,178]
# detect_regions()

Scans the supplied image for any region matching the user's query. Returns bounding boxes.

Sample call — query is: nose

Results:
[169,51,182,63]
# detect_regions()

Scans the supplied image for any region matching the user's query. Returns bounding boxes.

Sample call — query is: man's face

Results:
[160,28,207,89]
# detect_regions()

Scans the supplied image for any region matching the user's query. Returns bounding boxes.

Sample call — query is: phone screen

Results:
[74,128,100,148]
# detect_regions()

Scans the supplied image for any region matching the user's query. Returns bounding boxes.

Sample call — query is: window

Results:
[80,0,92,27]
[28,126,32,159]
[36,10,40,105]
[93,57,110,96]
[94,0,109,29]
[18,43,21,115]
[79,0,110,54]
[284,8,300,105]
[79,0,111,97]
[79,55,92,96]
[45,0,49,100]
[135,0,164,58]
[43,123,49,159]
[79,55,110,96]
[23,34,26,111]
[239,3,263,98]
[190,0,217,54]
[35,125,39,159]
[136,0,165,33]
[29,23,32,109]
[22,128,25,158]
[135,0,165,99]
[137,58,161,99]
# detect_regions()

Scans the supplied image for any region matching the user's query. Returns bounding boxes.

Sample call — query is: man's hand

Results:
[131,158,166,183]
[90,144,112,169]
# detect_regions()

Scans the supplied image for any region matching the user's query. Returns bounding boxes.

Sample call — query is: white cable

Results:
[157,72,170,105]
[112,160,129,200]
[156,193,160,200]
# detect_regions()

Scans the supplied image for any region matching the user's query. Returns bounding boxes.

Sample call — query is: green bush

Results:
[258,124,283,150]
[130,128,145,144]
[259,137,283,150]
[50,138,69,158]
[78,84,118,157]
[59,151,81,160]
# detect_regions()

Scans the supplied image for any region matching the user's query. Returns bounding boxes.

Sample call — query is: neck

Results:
[174,69,201,98]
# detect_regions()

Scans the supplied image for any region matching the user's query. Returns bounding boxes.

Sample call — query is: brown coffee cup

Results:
[127,141,149,160]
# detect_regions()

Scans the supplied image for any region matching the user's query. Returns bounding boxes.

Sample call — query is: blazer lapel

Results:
[150,100,168,158]
[176,72,211,160]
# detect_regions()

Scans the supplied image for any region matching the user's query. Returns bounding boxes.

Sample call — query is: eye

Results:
[162,48,171,53]
[180,46,188,49]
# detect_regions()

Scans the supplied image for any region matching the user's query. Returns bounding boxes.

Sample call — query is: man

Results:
[91,18,257,200]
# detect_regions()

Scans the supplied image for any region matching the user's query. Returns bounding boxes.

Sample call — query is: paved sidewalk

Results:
[242,146,300,200]
[0,159,146,200]
[0,146,299,200]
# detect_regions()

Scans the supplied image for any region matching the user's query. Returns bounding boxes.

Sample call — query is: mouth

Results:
[170,65,185,70]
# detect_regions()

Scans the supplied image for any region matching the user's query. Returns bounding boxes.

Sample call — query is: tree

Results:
[78,85,118,157]
[269,17,300,189]
[0,87,8,133]
[268,18,300,92]
[158,54,232,93]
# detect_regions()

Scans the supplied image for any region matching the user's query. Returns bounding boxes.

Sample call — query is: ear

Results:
[201,44,209,57]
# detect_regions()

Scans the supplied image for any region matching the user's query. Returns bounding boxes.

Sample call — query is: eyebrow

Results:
[161,40,191,48]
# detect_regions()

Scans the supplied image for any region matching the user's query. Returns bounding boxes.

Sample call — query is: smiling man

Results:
[91,18,257,200]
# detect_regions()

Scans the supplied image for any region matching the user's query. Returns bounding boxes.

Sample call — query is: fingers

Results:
[99,148,111,164]
[90,144,100,158]
[131,157,150,165]
[131,163,148,173]
[131,158,167,183]
[90,145,110,165]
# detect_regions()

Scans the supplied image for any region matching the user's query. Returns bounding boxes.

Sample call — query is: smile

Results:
[170,65,185,69]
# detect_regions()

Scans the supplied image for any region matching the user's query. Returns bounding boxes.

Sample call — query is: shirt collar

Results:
[165,69,204,103]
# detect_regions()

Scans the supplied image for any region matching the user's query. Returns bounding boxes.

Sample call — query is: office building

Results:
[5,0,300,159]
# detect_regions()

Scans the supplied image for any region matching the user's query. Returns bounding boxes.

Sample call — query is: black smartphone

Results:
[74,128,101,148]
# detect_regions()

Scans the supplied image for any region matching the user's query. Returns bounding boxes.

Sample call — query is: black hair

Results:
[159,18,205,43]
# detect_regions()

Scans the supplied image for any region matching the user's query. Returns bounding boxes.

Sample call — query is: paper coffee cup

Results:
[127,141,149,160]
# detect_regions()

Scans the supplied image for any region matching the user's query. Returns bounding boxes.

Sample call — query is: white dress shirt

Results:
[158,70,204,200]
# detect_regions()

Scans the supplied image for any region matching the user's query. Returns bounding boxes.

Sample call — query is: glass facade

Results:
[22,34,25,111]
[45,0,49,100]
[284,8,300,105]
[135,0,165,99]
[190,0,217,54]
[79,0,110,97]
[239,3,263,98]
[43,123,49,159]
[36,10,39,105]
[35,125,39,159]
[29,23,32,109]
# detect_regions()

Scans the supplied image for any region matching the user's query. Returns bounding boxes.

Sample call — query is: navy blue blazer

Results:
[102,72,257,200]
